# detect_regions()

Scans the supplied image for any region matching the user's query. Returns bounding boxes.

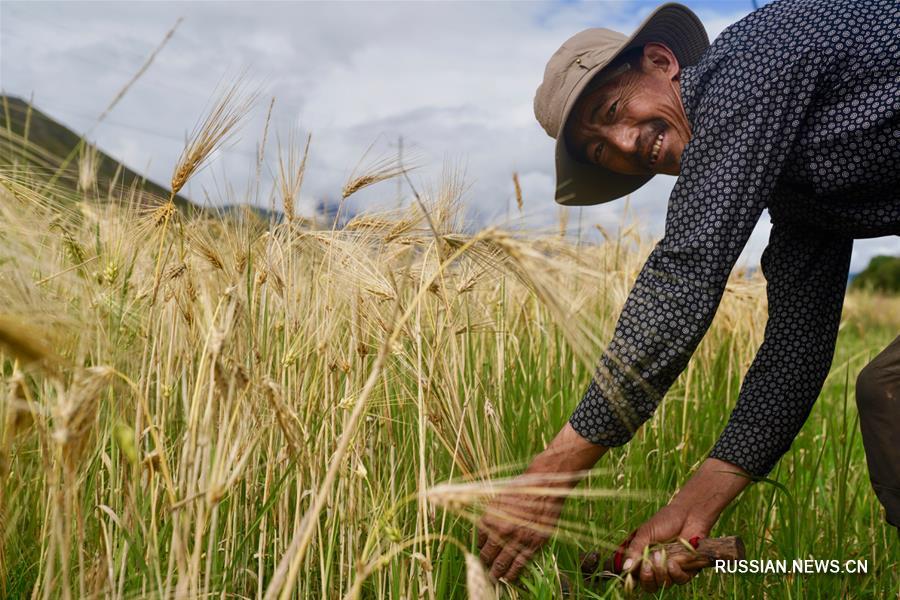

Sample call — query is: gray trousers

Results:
[856,334,900,530]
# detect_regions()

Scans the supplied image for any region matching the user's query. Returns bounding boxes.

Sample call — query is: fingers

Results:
[489,544,520,579]
[651,550,670,590]
[476,515,527,581]
[623,526,653,573]
[624,515,663,561]
[476,509,548,582]
[666,557,695,585]
[634,549,678,593]
[628,549,701,592]
[638,552,654,591]
[481,526,539,581]
[474,483,567,584]
[501,547,536,582]
[478,533,503,567]
[621,526,700,593]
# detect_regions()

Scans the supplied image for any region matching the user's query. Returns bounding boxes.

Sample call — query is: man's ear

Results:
[641,42,680,80]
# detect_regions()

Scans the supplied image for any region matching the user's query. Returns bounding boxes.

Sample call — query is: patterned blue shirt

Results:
[569,0,900,476]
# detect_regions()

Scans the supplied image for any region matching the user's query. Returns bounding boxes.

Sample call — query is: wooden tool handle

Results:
[581,536,745,579]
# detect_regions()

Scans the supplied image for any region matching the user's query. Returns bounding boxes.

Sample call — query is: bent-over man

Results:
[477,0,900,592]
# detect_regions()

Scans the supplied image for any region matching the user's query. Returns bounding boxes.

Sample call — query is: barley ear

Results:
[171,76,258,195]
[0,315,62,373]
[342,141,418,199]
[512,171,523,212]
[465,553,496,600]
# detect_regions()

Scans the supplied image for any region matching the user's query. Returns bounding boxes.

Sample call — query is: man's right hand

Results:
[476,423,608,581]
[476,471,568,581]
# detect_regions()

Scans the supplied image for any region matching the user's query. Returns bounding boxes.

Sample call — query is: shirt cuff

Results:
[568,378,645,447]
[708,420,792,477]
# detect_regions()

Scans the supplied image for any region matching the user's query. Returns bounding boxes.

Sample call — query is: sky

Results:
[1,0,897,272]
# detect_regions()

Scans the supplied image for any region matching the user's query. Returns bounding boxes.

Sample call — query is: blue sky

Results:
[1,0,896,271]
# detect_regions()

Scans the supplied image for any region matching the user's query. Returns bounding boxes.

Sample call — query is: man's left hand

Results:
[619,502,713,593]
[618,457,752,593]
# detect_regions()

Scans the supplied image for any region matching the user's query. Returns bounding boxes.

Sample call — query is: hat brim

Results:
[553,2,709,206]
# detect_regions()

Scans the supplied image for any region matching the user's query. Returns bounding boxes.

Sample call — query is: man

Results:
[477,0,900,592]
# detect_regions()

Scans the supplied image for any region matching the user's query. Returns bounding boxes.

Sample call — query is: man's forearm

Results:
[525,423,608,487]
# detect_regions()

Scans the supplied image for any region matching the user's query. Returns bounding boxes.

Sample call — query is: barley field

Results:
[1,89,898,600]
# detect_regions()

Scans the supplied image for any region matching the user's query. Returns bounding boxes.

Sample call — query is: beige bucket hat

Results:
[534,3,709,206]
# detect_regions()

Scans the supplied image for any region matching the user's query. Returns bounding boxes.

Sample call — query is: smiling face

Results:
[564,42,692,177]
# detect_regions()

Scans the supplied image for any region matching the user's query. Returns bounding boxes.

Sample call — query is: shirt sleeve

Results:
[569,47,825,447]
[709,219,852,476]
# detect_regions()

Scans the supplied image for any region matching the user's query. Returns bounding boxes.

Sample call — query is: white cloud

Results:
[1,0,895,273]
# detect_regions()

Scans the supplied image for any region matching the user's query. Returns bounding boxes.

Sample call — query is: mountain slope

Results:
[1,95,191,207]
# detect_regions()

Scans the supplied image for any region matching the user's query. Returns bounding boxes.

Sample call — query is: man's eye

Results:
[607,100,619,119]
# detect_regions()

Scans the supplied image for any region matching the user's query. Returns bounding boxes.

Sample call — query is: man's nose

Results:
[603,124,639,156]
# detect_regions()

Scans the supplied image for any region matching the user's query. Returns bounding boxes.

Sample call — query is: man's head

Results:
[563,42,691,177]
[533,4,708,205]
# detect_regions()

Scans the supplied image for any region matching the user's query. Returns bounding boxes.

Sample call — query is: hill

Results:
[0,95,190,207]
